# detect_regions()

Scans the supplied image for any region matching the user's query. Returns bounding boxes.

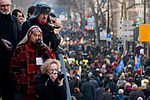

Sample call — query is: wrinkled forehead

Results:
[0,0,11,5]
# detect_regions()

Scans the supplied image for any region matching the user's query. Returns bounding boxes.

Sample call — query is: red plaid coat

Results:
[10,40,56,95]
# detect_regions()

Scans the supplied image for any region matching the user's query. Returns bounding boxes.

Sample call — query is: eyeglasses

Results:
[0,4,11,8]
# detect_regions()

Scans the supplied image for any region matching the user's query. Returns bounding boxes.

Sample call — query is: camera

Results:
[48,23,60,29]
[36,38,44,48]
[56,71,64,80]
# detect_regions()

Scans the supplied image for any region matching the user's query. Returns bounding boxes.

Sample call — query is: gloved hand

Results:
[1,39,13,50]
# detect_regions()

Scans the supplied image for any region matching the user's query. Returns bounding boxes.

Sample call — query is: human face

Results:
[0,0,11,15]
[47,63,58,75]
[17,12,23,24]
[37,13,48,23]
[30,31,42,44]
[20,16,25,24]
[50,16,56,25]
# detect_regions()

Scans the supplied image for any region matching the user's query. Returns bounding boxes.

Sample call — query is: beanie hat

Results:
[27,25,42,36]
[128,77,133,82]
[18,25,42,45]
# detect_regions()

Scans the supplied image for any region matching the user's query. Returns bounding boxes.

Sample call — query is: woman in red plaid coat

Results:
[10,25,56,100]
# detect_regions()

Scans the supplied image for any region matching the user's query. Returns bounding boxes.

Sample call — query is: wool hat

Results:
[128,77,133,82]
[27,25,42,36]
[18,25,42,45]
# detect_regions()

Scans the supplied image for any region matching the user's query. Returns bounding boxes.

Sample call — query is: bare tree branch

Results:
[112,0,123,4]
[88,0,96,15]
[126,3,141,10]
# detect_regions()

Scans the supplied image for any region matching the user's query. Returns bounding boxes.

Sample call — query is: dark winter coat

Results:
[0,12,21,93]
[124,87,132,96]
[35,73,67,100]
[129,90,145,100]
[73,92,83,100]
[81,80,95,100]
[94,87,105,100]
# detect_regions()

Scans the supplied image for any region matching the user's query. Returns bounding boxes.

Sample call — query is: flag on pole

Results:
[102,0,104,8]
[116,59,124,76]
[134,55,141,71]
[80,36,84,44]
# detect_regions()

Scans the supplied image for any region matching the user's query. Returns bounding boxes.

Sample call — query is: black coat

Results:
[0,12,21,92]
[0,12,21,61]
[21,19,60,52]
[35,73,66,100]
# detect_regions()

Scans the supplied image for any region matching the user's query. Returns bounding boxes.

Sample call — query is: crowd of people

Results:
[60,22,150,100]
[1,0,150,100]
[58,5,150,100]
[0,0,66,100]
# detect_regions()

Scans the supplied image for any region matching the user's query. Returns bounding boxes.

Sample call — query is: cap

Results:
[29,4,51,20]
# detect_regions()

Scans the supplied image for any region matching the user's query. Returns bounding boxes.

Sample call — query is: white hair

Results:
[132,84,138,89]
[0,0,11,4]
[137,97,143,100]
[0,0,12,14]
[141,83,146,87]
[118,89,124,94]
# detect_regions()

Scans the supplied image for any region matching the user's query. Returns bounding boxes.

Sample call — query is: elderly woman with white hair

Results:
[114,89,125,100]
[35,58,66,100]
[10,25,56,99]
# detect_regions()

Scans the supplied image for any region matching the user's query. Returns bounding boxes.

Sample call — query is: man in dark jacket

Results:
[81,77,95,100]
[0,0,21,99]
[21,4,61,53]
[129,84,145,100]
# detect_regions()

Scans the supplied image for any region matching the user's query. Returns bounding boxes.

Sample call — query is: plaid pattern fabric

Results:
[10,40,56,95]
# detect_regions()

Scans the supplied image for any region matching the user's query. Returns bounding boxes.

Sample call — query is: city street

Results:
[0,0,150,100]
